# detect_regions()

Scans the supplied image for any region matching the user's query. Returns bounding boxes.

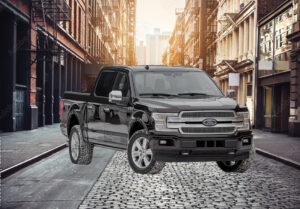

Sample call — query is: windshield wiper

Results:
[178,92,210,96]
[139,93,177,97]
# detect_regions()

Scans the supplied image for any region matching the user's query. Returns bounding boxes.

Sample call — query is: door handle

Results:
[103,107,110,113]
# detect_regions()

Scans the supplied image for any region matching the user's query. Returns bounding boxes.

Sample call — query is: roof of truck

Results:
[102,65,203,72]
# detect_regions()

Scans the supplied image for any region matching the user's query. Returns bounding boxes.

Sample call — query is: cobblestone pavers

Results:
[80,152,300,209]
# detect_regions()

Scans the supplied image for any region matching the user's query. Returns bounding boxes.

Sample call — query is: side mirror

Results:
[226,89,235,98]
[109,90,122,103]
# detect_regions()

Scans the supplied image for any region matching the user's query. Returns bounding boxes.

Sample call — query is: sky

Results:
[136,0,185,45]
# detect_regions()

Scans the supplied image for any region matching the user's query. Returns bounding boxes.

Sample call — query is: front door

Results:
[105,72,131,148]
[264,86,273,130]
[86,70,118,148]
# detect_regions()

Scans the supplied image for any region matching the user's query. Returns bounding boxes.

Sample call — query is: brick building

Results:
[0,0,136,132]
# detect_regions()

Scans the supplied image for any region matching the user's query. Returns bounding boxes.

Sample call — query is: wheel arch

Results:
[129,120,148,139]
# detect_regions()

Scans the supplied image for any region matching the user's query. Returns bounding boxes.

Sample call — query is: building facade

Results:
[183,0,207,68]
[286,0,300,136]
[206,0,218,76]
[0,0,136,132]
[163,9,185,66]
[136,40,146,65]
[256,0,300,136]
[214,0,256,123]
[146,28,170,65]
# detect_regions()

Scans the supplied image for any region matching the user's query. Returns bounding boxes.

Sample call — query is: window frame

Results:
[93,68,132,100]
[93,70,118,98]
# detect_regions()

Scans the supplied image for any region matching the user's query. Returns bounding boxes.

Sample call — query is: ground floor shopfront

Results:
[255,73,291,134]
[0,3,86,132]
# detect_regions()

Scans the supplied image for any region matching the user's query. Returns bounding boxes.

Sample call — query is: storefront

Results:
[256,1,295,134]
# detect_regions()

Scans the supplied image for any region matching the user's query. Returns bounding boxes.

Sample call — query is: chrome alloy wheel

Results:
[70,132,80,161]
[131,137,153,169]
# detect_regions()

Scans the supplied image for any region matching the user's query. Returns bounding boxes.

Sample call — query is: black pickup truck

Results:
[60,65,254,174]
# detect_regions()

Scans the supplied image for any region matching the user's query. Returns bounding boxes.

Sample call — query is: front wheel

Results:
[127,130,165,174]
[217,144,255,173]
[69,125,94,165]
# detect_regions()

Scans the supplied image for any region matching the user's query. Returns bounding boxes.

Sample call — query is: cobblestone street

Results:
[80,152,300,209]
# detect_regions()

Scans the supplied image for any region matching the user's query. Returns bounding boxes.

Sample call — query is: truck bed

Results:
[63,91,91,102]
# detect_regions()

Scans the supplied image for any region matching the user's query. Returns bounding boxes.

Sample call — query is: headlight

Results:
[151,113,179,132]
[236,112,250,131]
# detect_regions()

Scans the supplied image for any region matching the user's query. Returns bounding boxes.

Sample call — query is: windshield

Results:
[133,71,223,97]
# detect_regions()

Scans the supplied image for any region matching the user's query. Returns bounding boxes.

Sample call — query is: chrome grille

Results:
[167,110,238,135]
[181,127,235,134]
[181,111,235,118]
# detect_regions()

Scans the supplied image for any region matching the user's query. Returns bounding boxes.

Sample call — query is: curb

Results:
[0,144,67,179]
[256,148,300,170]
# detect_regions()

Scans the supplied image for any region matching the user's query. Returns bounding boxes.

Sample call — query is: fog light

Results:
[242,137,251,145]
[160,140,167,145]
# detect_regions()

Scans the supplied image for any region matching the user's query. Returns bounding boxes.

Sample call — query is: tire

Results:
[128,130,165,174]
[69,125,94,165]
[217,143,255,173]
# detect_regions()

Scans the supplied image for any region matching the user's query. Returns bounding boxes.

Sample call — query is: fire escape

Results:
[31,0,71,64]
[128,0,136,65]
[91,3,106,64]
[206,0,218,75]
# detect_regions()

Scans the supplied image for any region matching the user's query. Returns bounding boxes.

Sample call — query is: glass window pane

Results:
[274,7,294,74]
[95,71,118,97]
[258,20,274,77]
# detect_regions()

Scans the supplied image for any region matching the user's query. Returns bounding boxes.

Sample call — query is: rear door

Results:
[86,70,118,147]
[104,71,132,148]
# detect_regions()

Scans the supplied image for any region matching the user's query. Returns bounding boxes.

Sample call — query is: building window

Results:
[74,1,77,40]
[68,0,72,34]
[258,6,295,77]
[78,8,81,43]
[88,23,91,53]
[247,84,252,97]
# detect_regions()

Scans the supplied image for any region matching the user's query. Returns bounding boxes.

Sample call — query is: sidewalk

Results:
[253,129,300,168]
[0,124,66,170]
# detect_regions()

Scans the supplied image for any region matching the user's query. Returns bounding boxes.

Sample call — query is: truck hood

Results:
[137,96,238,112]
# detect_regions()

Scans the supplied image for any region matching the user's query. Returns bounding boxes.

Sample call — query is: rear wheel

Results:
[128,130,165,174]
[69,125,93,165]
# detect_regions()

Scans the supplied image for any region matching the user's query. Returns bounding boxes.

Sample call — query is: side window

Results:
[112,72,130,97]
[94,71,118,97]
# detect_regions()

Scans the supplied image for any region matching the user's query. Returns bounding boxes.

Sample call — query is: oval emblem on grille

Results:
[202,118,217,126]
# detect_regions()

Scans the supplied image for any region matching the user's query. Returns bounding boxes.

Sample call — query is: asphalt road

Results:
[1,147,115,209]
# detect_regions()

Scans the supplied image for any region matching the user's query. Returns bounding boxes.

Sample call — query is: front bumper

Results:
[149,131,252,162]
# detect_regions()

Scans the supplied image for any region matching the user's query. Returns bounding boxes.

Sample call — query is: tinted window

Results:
[133,71,223,97]
[95,71,117,97]
[112,72,130,97]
